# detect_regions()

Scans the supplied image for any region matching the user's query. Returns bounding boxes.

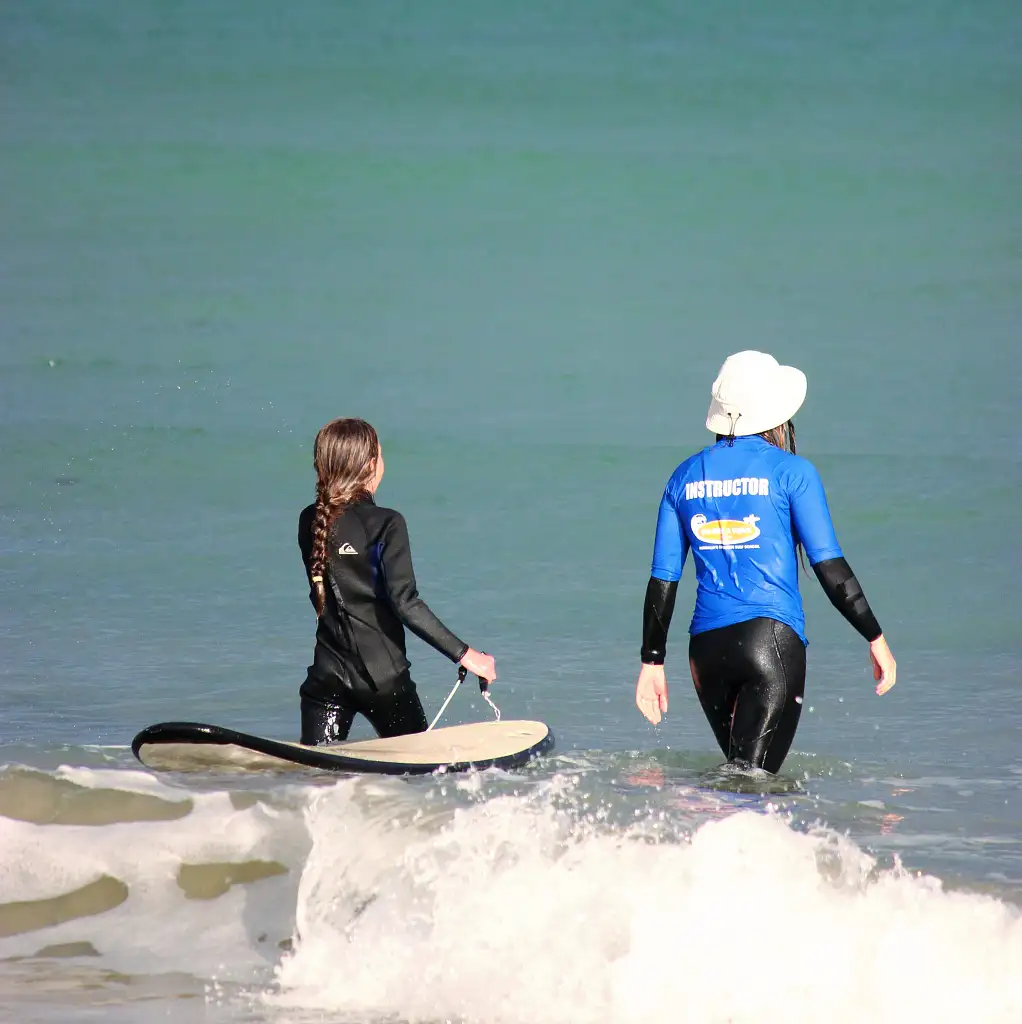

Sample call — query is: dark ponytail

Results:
[308,418,380,617]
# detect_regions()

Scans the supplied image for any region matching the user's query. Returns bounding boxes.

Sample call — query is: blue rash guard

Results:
[651,435,843,643]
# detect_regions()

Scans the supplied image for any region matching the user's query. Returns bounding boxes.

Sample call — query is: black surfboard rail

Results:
[131,721,554,776]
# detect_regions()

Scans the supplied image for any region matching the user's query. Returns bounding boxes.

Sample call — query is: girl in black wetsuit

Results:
[297,418,495,745]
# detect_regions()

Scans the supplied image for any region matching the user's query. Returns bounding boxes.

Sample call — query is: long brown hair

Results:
[759,419,797,456]
[714,419,797,453]
[309,418,380,616]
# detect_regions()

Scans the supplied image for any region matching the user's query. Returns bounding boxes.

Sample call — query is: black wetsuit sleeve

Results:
[812,556,883,642]
[380,512,469,663]
[641,577,678,664]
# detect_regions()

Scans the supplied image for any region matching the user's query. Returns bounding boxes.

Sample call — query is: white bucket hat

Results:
[705,351,807,437]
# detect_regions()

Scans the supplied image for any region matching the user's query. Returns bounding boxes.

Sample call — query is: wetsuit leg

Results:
[299,685,357,746]
[688,617,806,775]
[688,651,740,761]
[360,673,428,738]
[298,670,426,744]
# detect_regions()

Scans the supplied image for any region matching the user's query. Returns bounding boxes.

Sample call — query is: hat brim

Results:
[705,365,807,437]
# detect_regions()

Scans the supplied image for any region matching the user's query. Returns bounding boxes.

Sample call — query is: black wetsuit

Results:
[642,559,881,774]
[297,497,468,745]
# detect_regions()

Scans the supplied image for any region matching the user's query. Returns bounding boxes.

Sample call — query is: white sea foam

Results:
[272,776,1022,1024]
[52,764,194,796]
[2,765,1020,1022]
[0,767,309,983]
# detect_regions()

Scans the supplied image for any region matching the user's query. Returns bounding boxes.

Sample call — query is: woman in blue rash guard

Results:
[634,351,897,774]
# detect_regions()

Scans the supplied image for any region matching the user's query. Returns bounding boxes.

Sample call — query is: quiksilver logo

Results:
[337,543,358,555]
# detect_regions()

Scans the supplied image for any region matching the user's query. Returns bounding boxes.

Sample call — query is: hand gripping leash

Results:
[427,660,500,732]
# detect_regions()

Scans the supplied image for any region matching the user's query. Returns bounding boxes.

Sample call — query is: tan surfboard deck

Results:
[131,720,554,775]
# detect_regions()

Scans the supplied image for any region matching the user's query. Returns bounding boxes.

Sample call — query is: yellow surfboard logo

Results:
[690,514,762,546]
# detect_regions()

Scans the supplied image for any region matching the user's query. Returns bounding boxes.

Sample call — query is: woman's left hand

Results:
[635,664,669,725]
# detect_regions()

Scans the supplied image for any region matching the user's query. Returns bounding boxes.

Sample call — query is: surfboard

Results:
[131,720,554,775]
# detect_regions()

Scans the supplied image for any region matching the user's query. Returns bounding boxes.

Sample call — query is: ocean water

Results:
[1,1,1020,1021]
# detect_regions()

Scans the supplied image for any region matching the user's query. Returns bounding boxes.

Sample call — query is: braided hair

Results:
[308,418,380,617]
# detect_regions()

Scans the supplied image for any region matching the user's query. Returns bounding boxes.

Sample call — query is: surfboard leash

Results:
[480,679,501,722]
[426,660,500,731]
[472,650,501,722]
[427,666,467,731]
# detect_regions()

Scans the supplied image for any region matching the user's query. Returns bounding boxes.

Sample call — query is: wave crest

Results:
[273,776,1022,1024]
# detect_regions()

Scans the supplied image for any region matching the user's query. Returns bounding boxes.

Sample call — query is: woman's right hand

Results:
[635,663,669,725]
[870,635,897,696]
[460,648,496,682]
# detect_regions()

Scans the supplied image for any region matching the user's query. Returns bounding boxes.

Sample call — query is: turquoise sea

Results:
[1,2,1020,1021]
